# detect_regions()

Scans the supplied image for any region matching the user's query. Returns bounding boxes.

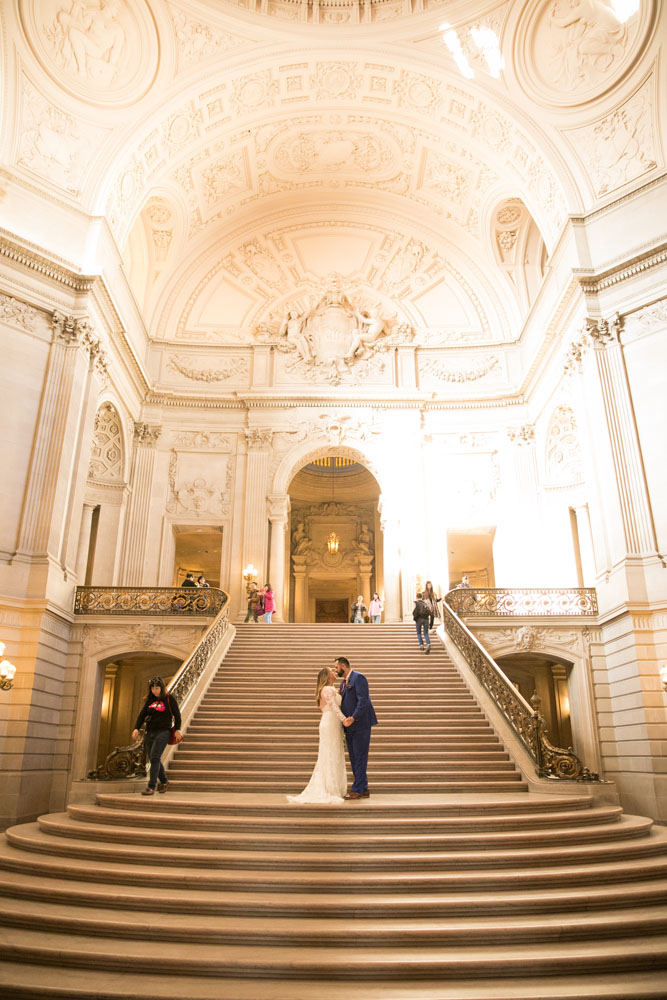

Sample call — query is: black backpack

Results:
[412,600,428,621]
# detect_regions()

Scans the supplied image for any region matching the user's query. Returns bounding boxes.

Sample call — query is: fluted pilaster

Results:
[118,423,161,586]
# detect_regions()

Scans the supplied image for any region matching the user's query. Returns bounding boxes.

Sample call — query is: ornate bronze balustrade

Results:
[74,586,226,616]
[445,587,597,617]
[441,601,599,781]
[87,593,230,781]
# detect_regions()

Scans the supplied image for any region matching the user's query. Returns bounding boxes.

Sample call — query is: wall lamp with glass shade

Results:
[0,642,16,691]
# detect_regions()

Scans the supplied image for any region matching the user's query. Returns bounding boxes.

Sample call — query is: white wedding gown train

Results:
[287,686,347,804]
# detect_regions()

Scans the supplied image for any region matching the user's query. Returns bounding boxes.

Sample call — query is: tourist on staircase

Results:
[351,594,366,623]
[131,676,182,796]
[261,583,275,623]
[422,580,440,631]
[368,592,384,623]
[413,592,431,653]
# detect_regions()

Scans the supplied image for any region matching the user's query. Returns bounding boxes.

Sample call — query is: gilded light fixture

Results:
[0,642,16,691]
[242,564,258,595]
[327,531,340,555]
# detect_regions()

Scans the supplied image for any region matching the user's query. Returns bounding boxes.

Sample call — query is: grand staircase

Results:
[0,623,666,999]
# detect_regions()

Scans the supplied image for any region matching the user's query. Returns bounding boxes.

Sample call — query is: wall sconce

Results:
[327,531,340,555]
[660,663,667,692]
[242,564,258,595]
[0,642,16,691]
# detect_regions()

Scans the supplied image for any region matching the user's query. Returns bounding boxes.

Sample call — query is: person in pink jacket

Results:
[261,583,275,623]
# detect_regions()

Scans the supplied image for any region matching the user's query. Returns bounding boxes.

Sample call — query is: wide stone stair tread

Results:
[2,862,667,919]
[5,825,667,886]
[35,811,648,852]
[94,790,597,816]
[3,895,667,947]
[1,925,666,979]
[66,800,623,833]
[1,963,666,1000]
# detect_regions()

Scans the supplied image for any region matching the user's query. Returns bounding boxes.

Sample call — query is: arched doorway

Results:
[287,457,382,622]
[496,652,573,750]
[96,651,182,767]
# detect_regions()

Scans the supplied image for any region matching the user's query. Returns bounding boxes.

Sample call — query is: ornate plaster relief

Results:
[563,76,659,198]
[20,0,159,106]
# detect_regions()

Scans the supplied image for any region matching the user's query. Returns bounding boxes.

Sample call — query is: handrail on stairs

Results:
[79,586,230,780]
[442,593,600,781]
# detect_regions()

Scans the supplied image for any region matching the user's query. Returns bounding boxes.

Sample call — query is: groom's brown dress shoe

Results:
[344,791,363,800]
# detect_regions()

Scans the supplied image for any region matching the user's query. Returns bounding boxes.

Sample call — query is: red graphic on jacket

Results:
[148,701,166,712]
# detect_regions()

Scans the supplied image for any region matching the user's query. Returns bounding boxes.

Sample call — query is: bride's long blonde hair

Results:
[315,667,331,706]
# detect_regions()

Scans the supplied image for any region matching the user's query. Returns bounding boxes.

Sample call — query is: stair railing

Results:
[86,589,229,780]
[441,596,599,781]
[445,587,597,617]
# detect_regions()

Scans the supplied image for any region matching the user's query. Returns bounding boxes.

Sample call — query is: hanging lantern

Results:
[327,531,340,555]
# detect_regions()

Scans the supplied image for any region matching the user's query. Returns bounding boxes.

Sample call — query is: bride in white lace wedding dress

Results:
[287,667,347,804]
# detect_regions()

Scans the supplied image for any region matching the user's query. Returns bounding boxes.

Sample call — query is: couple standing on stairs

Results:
[288,655,377,805]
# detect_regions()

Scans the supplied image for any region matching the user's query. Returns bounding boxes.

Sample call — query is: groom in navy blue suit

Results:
[334,656,378,800]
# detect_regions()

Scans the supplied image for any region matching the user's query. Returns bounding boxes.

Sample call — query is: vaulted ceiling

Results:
[2,0,664,347]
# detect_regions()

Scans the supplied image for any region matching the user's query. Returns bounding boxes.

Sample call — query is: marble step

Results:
[8,819,664,873]
[2,895,666,948]
[2,861,666,919]
[0,926,665,980]
[1,962,666,1000]
[43,814,645,853]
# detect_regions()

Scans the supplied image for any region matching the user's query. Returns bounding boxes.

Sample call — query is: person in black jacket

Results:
[132,676,181,796]
[413,593,431,653]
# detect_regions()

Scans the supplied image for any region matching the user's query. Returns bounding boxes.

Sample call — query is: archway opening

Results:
[287,457,381,622]
[96,651,182,767]
[496,652,573,750]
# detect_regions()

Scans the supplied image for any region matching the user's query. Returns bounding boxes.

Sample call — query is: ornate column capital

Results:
[52,311,109,379]
[507,424,535,446]
[582,313,623,348]
[133,422,161,446]
[245,428,273,449]
[267,494,290,522]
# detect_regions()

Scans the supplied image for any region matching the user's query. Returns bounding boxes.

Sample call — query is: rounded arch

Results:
[87,400,126,486]
[273,440,384,497]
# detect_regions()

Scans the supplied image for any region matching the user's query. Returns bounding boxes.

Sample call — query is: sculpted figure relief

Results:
[47,0,127,84]
[546,0,627,88]
[272,274,402,378]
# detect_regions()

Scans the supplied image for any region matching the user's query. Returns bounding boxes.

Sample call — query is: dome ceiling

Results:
[3,0,663,348]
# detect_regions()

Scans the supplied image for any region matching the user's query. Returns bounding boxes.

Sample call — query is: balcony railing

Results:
[84,586,230,780]
[445,587,598,617]
[74,586,226,616]
[441,600,599,782]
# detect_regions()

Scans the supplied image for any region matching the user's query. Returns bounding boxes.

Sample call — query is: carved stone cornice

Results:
[0,229,96,292]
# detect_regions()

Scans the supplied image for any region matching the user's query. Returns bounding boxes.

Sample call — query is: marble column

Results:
[292,556,308,622]
[242,429,273,587]
[118,423,161,586]
[267,495,289,621]
[358,557,373,606]
[14,314,106,582]
[586,316,658,557]
[380,511,402,621]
